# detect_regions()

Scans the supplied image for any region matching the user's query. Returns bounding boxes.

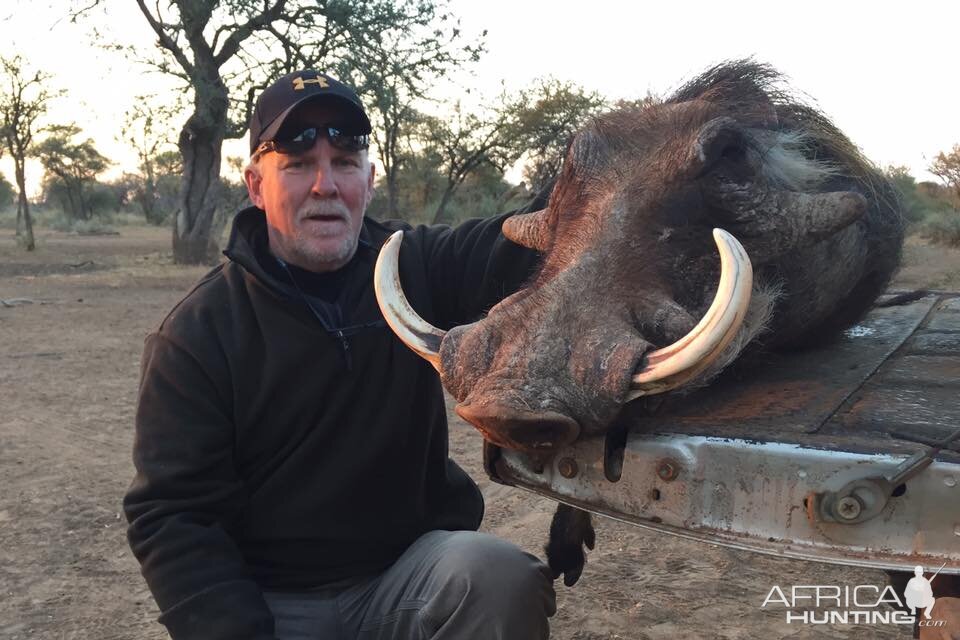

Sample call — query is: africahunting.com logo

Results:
[761,564,947,628]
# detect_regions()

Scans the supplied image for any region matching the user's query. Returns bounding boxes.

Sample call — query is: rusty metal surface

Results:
[495,434,960,574]
[490,292,960,572]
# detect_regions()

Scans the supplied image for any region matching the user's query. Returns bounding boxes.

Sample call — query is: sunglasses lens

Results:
[326,126,369,152]
[274,127,319,154]
[257,125,369,157]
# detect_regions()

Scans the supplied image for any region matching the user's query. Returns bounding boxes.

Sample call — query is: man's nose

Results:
[311,162,338,198]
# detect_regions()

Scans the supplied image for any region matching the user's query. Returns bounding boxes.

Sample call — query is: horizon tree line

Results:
[3,0,960,254]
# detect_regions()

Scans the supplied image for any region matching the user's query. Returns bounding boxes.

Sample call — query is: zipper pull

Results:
[336,330,352,371]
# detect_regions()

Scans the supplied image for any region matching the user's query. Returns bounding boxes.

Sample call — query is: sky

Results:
[0,0,958,197]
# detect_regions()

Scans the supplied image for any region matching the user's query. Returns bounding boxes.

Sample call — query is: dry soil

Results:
[1,225,958,639]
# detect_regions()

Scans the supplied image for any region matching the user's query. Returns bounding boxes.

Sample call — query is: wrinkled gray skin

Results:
[440,61,904,453]
[433,62,904,587]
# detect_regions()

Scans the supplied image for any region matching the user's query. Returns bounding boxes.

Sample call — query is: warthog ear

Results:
[502,208,551,251]
[690,116,748,178]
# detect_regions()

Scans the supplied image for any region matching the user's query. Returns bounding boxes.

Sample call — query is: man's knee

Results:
[421,531,555,638]
[442,532,551,595]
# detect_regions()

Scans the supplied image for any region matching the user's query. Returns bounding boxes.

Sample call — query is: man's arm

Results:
[124,333,275,640]
[413,210,542,327]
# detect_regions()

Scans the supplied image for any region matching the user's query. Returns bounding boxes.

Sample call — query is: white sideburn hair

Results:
[751,130,837,191]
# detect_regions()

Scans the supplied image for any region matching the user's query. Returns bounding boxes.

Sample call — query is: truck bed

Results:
[486,292,960,573]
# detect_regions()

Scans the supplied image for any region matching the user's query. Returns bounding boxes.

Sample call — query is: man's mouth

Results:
[303,213,345,223]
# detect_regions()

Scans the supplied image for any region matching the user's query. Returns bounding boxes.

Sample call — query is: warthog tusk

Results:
[628,228,753,398]
[374,231,446,372]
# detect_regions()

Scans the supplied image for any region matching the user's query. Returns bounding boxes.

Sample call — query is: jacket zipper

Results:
[277,257,354,371]
[335,329,353,371]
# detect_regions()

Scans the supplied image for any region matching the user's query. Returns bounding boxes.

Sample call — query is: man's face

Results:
[244,103,375,272]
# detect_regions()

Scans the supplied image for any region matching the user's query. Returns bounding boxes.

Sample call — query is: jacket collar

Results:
[222,206,380,297]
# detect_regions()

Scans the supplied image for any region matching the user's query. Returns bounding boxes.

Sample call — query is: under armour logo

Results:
[293,76,330,90]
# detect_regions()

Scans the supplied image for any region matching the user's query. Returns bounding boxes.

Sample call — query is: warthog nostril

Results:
[455,403,581,452]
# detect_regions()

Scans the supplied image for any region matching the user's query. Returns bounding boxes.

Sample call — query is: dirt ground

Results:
[1,225,958,640]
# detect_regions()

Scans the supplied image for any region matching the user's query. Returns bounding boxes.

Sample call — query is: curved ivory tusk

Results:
[628,228,753,398]
[373,230,445,372]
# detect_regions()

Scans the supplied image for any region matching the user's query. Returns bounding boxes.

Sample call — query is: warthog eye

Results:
[721,144,745,162]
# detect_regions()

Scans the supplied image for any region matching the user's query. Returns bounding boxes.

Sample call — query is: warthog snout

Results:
[454,402,581,451]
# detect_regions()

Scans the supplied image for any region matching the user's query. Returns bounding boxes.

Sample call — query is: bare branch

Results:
[212,0,287,68]
[135,0,195,76]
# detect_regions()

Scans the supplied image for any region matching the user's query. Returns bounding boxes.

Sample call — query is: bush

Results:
[921,209,960,248]
[885,167,952,226]
[71,218,117,235]
[0,206,16,230]
[33,206,116,234]
[0,174,15,209]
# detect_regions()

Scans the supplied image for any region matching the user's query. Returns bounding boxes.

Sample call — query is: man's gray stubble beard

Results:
[295,202,359,269]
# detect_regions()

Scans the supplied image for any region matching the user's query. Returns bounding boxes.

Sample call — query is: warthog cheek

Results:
[568,334,649,402]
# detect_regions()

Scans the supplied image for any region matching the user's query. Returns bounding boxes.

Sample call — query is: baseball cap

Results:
[248,70,372,155]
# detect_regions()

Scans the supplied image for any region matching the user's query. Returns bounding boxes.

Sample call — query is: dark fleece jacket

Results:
[124,207,538,640]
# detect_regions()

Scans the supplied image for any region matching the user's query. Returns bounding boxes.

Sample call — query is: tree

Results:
[930,144,960,201]
[415,80,606,224]
[339,19,484,219]
[0,55,58,251]
[883,165,948,224]
[76,0,483,264]
[122,100,180,224]
[35,124,110,220]
[417,97,525,224]
[506,79,606,193]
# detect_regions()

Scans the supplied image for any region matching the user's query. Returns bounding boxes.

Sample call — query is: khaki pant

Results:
[264,530,556,639]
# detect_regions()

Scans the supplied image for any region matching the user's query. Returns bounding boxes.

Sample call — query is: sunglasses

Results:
[253,125,369,159]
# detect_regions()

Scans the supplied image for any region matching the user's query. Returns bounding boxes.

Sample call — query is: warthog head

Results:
[376,61,904,452]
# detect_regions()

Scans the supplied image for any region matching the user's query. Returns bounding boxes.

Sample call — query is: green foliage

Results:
[367,152,515,225]
[41,175,119,220]
[127,151,183,225]
[35,124,111,220]
[884,165,953,226]
[885,164,960,248]
[920,209,960,248]
[122,101,180,224]
[155,150,182,175]
[43,213,116,235]
[505,79,607,192]
[0,172,14,209]
[411,98,525,224]
[387,79,604,224]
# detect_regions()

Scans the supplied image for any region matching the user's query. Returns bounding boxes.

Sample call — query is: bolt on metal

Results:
[557,457,578,479]
[836,496,863,520]
[656,459,680,482]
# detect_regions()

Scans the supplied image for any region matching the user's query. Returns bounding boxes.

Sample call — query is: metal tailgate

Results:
[486,293,960,574]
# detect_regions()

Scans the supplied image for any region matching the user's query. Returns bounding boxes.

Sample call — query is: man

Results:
[124,70,556,640]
